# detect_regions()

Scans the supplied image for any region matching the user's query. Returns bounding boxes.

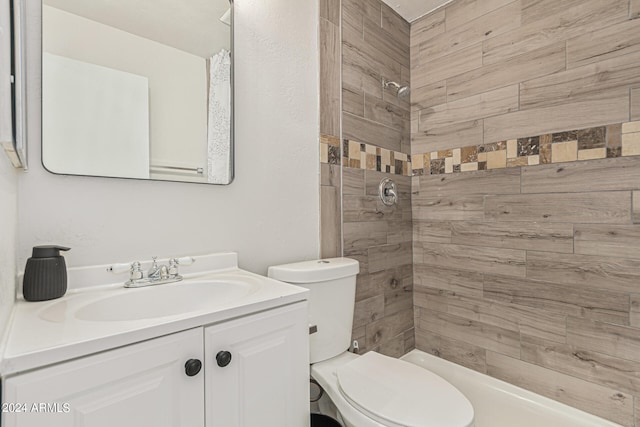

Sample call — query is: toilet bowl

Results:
[268,258,475,427]
[313,351,474,427]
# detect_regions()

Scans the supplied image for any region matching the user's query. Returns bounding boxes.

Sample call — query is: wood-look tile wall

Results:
[342,0,414,357]
[343,0,410,154]
[319,0,342,259]
[319,0,415,357]
[345,169,414,356]
[412,1,640,425]
[411,0,639,154]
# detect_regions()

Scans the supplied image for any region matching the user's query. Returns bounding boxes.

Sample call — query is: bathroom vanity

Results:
[0,253,309,426]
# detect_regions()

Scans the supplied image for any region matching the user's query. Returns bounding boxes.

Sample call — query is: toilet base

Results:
[311,352,387,427]
[311,413,342,427]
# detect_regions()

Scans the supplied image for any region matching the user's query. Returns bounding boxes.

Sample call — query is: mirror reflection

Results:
[42,0,233,184]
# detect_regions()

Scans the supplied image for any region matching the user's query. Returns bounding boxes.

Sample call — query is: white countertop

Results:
[0,253,308,376]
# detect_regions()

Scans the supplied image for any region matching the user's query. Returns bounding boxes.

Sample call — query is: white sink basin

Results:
[3,253,309,376]
[39,279,260,322]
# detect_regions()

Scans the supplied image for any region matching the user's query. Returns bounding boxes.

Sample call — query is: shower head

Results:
[397,85,410,98]
[383,79,410,99]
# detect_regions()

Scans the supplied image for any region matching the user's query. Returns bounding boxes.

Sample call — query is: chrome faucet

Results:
[147,257,168,280]
[108,256,195,288]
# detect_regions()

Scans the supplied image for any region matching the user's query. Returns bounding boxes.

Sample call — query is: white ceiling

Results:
[44,0,230,58]
[44,0,453,56]
[381,0,454,22]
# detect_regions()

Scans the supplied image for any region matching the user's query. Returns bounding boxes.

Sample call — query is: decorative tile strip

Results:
[341,139,412,176]
[319,134,412,176]
[320,121,640,177]
[320,134,341,165]
[411,121,640,176]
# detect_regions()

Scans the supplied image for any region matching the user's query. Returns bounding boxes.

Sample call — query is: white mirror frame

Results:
[38,0,234,184]
[0,0,28,169]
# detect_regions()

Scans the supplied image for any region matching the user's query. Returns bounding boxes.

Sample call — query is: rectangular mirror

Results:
[41,0,233,184]
[1,0,28,170]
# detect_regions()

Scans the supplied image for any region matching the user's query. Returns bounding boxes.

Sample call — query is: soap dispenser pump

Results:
[23,245,70,302]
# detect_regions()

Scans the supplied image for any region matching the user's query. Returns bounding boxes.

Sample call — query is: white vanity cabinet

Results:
[204,301,309,427]
[3,328,205,427]
[3,302,309,427]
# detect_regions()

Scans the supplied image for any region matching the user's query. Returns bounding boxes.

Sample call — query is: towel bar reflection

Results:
[150,165,204,175]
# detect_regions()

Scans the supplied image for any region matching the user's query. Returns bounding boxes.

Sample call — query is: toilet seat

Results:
[336,352,474,427]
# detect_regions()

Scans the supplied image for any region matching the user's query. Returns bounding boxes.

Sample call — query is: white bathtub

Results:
[401,350,621,427]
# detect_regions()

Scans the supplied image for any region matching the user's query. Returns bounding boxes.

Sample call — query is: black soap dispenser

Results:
[23,245,70,302]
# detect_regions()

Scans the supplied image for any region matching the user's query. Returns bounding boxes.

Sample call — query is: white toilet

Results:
[268,258,475,427]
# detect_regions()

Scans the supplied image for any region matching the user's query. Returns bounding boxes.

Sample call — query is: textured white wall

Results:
[0,153,17,332]
[17,0,319,276]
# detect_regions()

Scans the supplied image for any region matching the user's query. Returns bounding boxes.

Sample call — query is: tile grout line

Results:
[339,0,344,258]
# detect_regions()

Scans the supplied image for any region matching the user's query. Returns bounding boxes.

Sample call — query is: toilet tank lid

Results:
[268,258,359,283]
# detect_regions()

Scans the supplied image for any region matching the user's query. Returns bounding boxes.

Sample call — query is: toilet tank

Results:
[268,258,359,364]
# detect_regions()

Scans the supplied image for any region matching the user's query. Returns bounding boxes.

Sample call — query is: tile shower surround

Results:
[320,125,640,425]
[406,0,640,423]
[318,0,640,424]
[321,136,414,357]
[328,96,640,424]
[319,119,640,366]
[321,121,640,177]
[319,0,415,358]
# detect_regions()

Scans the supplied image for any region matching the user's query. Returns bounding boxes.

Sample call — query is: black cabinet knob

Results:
[216,351,232,367]
[185,358,202,376]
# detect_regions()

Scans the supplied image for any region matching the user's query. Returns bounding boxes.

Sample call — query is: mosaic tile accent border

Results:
[342,139,412,176]
[320,134,341,165]
[320,134,413,176]
[320,121,640,177]
[412,121,640,176]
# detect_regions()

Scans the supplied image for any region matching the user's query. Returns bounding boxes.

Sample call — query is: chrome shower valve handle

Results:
[379,178,398,206]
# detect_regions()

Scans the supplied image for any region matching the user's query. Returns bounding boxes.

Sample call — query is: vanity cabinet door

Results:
[3,328,205,427]
[204,302,309,427]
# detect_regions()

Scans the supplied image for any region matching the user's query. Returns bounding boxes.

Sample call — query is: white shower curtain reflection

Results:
[207,49,231,184]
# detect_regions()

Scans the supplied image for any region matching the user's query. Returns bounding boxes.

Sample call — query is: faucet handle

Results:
[168,257,195,277]
[168,258,179,276]
[108,261,144,281]
[130,261,144,280]
[176,256,195,266]
[107,262,137,274]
